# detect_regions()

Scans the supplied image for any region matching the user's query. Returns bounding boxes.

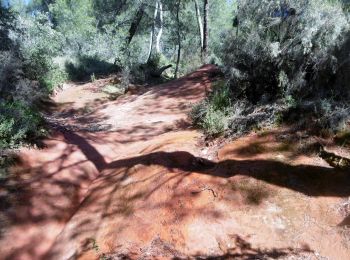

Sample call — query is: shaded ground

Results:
[0,65,349,260]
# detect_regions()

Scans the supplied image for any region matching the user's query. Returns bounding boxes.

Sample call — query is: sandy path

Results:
[0,65,349,260]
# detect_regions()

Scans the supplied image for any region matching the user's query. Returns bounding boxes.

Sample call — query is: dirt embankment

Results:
[0,65,349,260]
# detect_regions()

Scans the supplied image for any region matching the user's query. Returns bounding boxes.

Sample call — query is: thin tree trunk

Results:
[194,0,204,57]
[174,0,181,79]
[127,3,145,45]
[203,0,209,62]
[155,0,163,53]
[147,1,159,63]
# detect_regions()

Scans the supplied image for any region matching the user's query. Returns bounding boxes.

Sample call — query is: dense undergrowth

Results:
[191,0,350,138]
[1,8,49,151]
[0,102,45,149]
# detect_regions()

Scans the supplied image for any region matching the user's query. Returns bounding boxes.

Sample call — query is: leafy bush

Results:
[210,81,232,111]
[22,51,67,92]
[223,0,349,103]
[0,102,45,149]
[190,81,231,137]
[40,66,68,92]
[0,5,16,51]
[180,54,202,76]
[200,105,228,137]
[215,0,350,135]
[0,9,48,152]
[0,50,46,107]
[190,101,208,127]
[65,55,117,81]
[16,13,66,92]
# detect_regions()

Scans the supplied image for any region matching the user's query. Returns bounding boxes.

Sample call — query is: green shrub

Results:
[210,81,231,111]
[40,66,68,92]
[223,0,349,103]
[180,54,202,76]
[218,0,350,135]
[190,81,231,137]
[190,101,208,127]
[200,105,228,137]
[65,55,116,81]
[23,51,52,81]
[0,102,45,149]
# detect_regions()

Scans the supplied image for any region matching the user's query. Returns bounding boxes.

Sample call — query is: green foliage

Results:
[0,5,16,51]
[180,54,202,75]
[210,81,231,111]
[15,13,66,92]
[65,55,116,81]
[0,6,48,150]
[199,105,228,137]
[49,0,97,52]
[40,66,68,92]
[24,51,52,80]
[223,0,349,102]
[190,101,208,127]
[0,102,45,149]
[191,81,231,137]
[23,50,67,91]
[1,0,347,150]
[217,0,350,135]
[284,95,297,108]
[208,0,236,61]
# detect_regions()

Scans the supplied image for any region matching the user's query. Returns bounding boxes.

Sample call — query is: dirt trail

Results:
[1,65,350,260]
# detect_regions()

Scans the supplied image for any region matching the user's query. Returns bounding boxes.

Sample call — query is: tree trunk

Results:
[147,1,159,63]
[194,0,204,58]
[127,3,145,45]
[174,0,181,79]
[155,1,163,53]
[203,0,209,62]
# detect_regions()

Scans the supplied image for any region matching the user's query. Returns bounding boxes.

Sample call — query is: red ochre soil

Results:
[0,65,349,260]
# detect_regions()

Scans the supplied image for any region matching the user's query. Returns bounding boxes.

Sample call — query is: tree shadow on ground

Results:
[43,130,348,258]
[106,235,311,259]
[1,129,348,259]
[1,64,347,259]
[61,129,350,198]
[186,235,311,259]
